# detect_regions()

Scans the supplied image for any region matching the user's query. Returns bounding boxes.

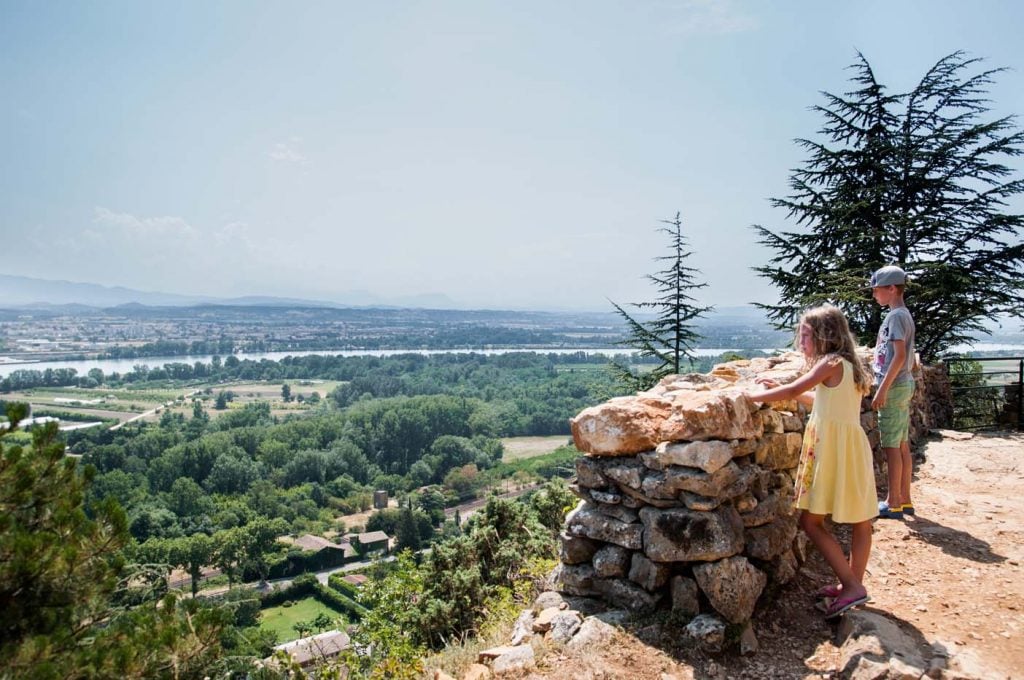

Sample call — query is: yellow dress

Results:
[793,358,878,523]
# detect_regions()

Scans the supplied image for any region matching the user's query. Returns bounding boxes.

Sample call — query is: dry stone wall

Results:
[556,351,939,633]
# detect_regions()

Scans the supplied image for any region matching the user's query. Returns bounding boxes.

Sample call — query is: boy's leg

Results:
[899,439,913,507]
[878,381,914,514]
[883,447,903,507]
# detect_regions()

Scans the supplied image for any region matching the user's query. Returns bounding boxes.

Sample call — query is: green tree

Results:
[0,405,230,677]
[281,383,292,402]
[242,517,289,584]
[167,533,215,598]
[610,212,711,390]
[754,52,1024,359]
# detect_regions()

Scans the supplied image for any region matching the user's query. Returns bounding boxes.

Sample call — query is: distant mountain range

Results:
[0,274,776,323]
[0,274,458,311]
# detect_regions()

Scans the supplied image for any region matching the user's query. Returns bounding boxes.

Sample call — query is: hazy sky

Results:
[2,1,1023,311]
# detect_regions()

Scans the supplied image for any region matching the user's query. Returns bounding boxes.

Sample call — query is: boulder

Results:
[594,502,639,524]
[490,645,535,675]
[659,390,763,442]
[836,610,928,680]
[669,575,700,616]
[693,556,767,624]
[509,609,534,645]
[565,502,643,550]
[592,544,631,578]
[575,456,608,489]
[555,563,596,596]
[565,616,617,653]
[745,516,799,561]
[628,552,670,591]
[592,578,662,614]
[739,492,781,528]
[685,614,727,654]
[559,533,599,565]
[571,392,762,456]
[640,505,745,563]
[532,606,561,632]
[754,432,803,470]
[641,461,741,499]
[643,439,735,474]
[545,610,583,643]
[570,396,671,455]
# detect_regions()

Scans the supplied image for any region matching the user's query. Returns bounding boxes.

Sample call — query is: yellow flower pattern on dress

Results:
[794,420,817,507]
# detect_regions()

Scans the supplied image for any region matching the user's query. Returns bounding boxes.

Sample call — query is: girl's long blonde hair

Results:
[796,304,872,395]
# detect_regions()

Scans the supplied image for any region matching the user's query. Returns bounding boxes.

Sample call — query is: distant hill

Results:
[0,274,460,310]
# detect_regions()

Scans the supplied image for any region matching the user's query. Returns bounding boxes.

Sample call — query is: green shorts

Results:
[878,380,915,448]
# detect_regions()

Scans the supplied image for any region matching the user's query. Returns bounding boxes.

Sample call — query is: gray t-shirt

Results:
[873,306,915,384]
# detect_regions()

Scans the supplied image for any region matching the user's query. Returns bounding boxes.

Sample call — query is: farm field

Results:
[2,380,343,426]
[259,596,347,643]
[500,435,572,462]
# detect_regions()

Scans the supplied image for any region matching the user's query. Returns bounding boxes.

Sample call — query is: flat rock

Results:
[565,502,643,550]
[490,645,535,675]
[644,439,735,473]
[565,616,617,653]
[836,610,928,680]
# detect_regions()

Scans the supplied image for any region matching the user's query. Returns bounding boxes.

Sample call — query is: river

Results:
[0,347,749,379]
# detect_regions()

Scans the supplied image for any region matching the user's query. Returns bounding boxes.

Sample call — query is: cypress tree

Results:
[610,212,712,390]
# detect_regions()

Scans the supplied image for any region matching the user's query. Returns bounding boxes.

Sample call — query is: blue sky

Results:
[2,1,1023,311]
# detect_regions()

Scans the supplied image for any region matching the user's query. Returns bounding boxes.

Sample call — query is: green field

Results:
[260,596,347,642]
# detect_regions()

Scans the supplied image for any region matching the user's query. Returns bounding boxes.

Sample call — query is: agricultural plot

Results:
[207,380,340,418]
[3,386,184,424]
[500,435,573,462]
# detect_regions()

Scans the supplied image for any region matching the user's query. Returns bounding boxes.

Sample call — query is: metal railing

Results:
[943,356,1023,430]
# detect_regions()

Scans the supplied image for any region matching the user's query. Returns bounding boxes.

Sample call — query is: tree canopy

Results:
[754,51,1024,359]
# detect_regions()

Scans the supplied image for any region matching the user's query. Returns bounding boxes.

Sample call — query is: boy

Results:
[869,265,916,520]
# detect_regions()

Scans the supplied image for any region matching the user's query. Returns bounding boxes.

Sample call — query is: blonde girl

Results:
[747,304,877,618]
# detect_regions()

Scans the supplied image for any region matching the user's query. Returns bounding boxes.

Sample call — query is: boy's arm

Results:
[871,338,906,410]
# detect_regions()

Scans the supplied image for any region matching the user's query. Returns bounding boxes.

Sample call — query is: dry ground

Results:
[485,430,1024,680]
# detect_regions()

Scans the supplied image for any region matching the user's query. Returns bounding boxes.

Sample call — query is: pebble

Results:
[915,605,928,612]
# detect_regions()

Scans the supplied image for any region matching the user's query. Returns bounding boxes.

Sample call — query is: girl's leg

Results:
[799,512,866,597]
[848,520,872,585]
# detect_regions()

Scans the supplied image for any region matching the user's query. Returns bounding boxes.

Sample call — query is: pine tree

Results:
[755,52,1024,359]
[610,212,712,390]
[0,404,230,677]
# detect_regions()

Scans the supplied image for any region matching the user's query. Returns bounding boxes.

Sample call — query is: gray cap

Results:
[870,265,907,287]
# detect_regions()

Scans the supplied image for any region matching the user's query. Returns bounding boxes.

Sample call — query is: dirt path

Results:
[513,430,1024,679]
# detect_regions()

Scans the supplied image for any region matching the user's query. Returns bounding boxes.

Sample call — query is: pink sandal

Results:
[824,593,870,619]
[815,584,841,599]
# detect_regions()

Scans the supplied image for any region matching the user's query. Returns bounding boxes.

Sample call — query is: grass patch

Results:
[500,435,573,462]
[491,445,577,480]
[260,596,348,642]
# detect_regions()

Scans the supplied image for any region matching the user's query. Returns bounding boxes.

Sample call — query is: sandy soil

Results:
[507,430,1024,679]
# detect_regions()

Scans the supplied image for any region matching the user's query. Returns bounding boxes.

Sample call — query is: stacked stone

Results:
[556,354,811,633]
[555,351,943,641]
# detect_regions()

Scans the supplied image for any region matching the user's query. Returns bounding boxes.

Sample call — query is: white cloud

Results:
[267,138,307,164]
[92,206,198,237]
[660,0,758,35]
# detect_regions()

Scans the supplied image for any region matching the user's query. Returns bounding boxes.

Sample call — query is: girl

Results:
[747,304,877,619]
